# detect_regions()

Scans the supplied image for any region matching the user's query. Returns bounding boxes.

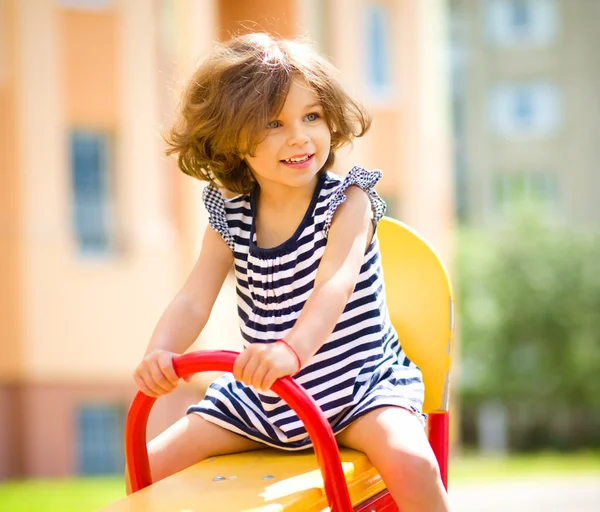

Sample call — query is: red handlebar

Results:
[125,350,353,512]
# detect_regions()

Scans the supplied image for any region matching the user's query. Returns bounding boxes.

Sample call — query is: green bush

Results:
[456,213,600,450]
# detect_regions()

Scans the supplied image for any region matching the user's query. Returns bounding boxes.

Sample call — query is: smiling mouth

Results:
[281,154,314,164]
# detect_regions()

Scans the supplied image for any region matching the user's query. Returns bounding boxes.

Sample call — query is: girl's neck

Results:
[252,174,321,249]
[255,175,320,211]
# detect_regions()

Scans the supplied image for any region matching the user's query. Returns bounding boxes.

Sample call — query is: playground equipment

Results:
[103,217,454,511]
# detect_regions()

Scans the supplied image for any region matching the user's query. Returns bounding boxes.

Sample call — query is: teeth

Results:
[285,155,310,163]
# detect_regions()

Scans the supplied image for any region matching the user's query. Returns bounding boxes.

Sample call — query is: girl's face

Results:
[244,79,331,193]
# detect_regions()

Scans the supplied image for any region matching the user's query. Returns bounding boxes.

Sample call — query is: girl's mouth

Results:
[280,154,315,168]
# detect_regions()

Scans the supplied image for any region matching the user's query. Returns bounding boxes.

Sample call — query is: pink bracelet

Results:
[277,339,302,373]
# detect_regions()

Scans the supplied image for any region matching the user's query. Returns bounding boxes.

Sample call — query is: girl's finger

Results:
[143,370,167,396]
[134,373,158,397]
[234,349,256,383]
[259,367,279,392]
[249,362,267,390]
[241,353,261,387]
[233,350,249,382]
[158,355,180,386]
[147,363,174,394]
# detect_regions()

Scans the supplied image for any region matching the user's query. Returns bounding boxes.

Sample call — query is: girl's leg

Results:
[126,413,263,494]
[336,406,451,512]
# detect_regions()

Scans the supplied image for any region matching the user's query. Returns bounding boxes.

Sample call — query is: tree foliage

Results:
[456,214,600,448]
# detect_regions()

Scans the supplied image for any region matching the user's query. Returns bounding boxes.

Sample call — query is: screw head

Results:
[212,476,226,481]
[262,474,275,480]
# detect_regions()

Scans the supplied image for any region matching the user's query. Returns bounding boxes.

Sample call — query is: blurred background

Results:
[0,0,599,510]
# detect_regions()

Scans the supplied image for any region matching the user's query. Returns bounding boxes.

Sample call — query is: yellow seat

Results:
[103,448,385,512]
[378,217,454,414]
[103,217,454,511]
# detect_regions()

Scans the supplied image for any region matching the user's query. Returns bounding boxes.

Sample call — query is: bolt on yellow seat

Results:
[102,217,454,512]
[105,448,384,512]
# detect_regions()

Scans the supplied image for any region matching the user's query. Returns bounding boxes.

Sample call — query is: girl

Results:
[133,33,450,511]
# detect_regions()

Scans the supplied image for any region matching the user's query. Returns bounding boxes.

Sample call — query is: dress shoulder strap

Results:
[202,184,235,250]
[323,166,386,238]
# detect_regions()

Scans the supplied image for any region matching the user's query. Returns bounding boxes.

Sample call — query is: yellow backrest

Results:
[378,217,454,413]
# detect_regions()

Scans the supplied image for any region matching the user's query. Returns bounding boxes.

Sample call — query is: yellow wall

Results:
[0,0,22,382]
[13,0,180,382]
[60,10,117,126]
[218,0,296,40]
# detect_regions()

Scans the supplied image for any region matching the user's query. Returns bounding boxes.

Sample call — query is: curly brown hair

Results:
[164,33,371,194]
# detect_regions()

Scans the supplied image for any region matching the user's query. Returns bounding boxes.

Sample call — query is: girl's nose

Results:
[286,123,310,146]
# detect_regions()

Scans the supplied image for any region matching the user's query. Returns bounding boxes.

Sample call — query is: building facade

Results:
[0,0,453,478]
[451,0,600,224]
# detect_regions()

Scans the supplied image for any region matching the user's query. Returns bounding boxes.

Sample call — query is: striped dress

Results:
[188,166,424,450]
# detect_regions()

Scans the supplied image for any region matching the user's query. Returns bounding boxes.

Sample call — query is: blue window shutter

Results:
[366,4,391,91]
[514,89,534,127]
[70,131,112,255]
[77,404,125,475]
[511,0,531,30]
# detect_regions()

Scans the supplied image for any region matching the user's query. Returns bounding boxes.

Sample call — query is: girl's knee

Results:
[383,447,450,511]
[386,446,441,484]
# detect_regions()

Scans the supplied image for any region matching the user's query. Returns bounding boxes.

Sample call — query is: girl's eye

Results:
[267,120,281,129]
[305,113,321,122]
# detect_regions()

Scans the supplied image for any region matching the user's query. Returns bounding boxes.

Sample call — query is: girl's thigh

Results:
[337,407,449,511]
[147,413,264,483]
[336,406,433,462]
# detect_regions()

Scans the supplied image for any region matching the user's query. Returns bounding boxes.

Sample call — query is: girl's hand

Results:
[233,342,299,392]
[133,349,192,397]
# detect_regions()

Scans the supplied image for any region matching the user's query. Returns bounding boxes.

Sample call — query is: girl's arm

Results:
[285,185,373,362]
[134,225,233,397]
[234,186,373,390]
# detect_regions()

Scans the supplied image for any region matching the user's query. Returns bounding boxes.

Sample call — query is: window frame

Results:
[364,2,394,101]
[69,128,117,258]
[484,0,559,49]
[488,82,562,139]
[492,171,560,216]
[76,402,126,475]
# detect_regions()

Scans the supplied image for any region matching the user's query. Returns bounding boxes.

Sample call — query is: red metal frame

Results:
[125,350,353,512]
[125,350,450,511]
[428,412,450,490]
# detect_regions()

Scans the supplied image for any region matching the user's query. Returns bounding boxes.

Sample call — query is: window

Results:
[489,83,561,138]
[77,404,125,475]
[494,172,558,214]
[513,89,534,127]
[365,3,392,96]
[485,0,558,48]
[511,1,531,30]
[70,130,115,256]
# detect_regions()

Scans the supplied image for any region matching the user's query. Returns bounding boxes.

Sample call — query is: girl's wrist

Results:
[277,339,302,373]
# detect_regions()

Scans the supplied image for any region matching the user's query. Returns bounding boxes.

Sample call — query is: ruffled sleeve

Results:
[323,166,387,238]
[202,184,235,251]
